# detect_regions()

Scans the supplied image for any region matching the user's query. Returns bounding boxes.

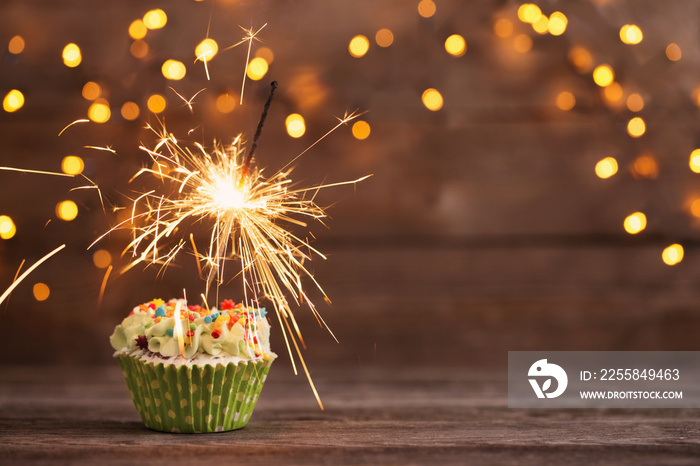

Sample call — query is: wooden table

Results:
[2,364,699,465]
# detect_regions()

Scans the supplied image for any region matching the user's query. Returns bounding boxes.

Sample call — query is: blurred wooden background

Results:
[1,0,700,372]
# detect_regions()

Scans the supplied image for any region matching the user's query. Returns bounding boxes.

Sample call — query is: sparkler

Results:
[91,83,369,407]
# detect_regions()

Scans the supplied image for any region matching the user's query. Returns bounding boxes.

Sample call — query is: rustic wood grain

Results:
[1,366,699,465]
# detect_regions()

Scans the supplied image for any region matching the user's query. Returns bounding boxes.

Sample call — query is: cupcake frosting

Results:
[110,298,274,364]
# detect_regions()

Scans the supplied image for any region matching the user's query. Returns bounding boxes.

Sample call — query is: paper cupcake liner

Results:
[117,354,273,433]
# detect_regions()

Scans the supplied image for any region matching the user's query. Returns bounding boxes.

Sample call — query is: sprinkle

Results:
[154,317,162,323]
[166,328,174,337]
[189,323,196,330]
[155,306,167,318]
[214,315,229,328]
[220,299,235,310]
[187,330,195,337]
[188,314,195,322]
[259,307,267,317]
[204,315,212,324]
[211,312,220,319]
[211,329,221,339]
[135,335,148,350]
[145,322,152,329]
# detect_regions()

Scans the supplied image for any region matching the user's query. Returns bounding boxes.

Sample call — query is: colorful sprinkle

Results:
[155,306,167,318]
[204,315,212,324]
[189,323,196,330]
[211,329,221,339]
[166,328,174,337]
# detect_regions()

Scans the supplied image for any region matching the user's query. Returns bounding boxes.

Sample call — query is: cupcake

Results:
[110,298,276,433]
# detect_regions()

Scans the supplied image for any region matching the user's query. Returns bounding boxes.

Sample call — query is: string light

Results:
[143,9,167,30]
[513,34,533,53]
[3,89,24,113]
[162,59,186,80]
[88,100,111,123]
[62,43,81,67]
[147,94,166,113]
[666,43,682,61]
[8,35,25,54]
[0,216,16,240]
[422,88,443,111]
[82,82,100,100]
[417,0,436,18]
[493,18,514,38]
[556,91,575,111]
[619,25,643,44]
[56,200,78,221]
[375,29,394,47]
[92,249,112,268]
[592,65,614,87]
[246,57,268,80]
[32,283,50,302]
[689,149,700,173]
[128,19,148,40]
[61,156,84,175]
[348,35,370,58]
[626,93,644,112]
[121,102,140,121]
[595,157,618,179]
[215,93,236,114]
[352,121,371,140]
[444,34,466,57]
[662,244,684,266]
[627,117,646,138]
[285,113,306,138]
[623,212,647,234]
[547,12,567,36]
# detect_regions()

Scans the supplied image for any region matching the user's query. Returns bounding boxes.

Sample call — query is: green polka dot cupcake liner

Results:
[117,354,273,433]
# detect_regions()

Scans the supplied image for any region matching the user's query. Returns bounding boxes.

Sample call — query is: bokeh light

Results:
[3,89,24,113]
[626,93,644,112]
[493,18,514,38]
[417,0,436,18]
[666,43,682,61]
[595,157,618,179]
[375,28,394,47]
[603,82,623,103]
[88,100,111,123]
[662,244,684,266]
[130,40,149,58]
[121,102,140,121]
[631,154,658,179]
[56,200,78,221]
[8,35,25,54]
[92,249,112,269]
[690,199,700,218]
[128,19,147,40]
[348,35,370,58]
[246,57,268,80]
[352,121,371,140]
[513,34,533,53]
[256,47,274,63]
[61,155,84,175]
[62,43,82,67]
[147,94,166,113]
[627,117,646,138]
[32,283,50,302]
[568,47,593,73]
[532,15,549,35]
[444,34,466,57]
[623,212,647,234]
[162,59,186,80]
[556,91,575,111]
[620,24,643,44]
[592,65,614,87]
[689,149,700,173]
[215,93,236,113]
[548,12,567,36]
[0,216,16,240]
[143,9,167,30]
[81,81,100,100]
[286,113,306,138]
[422,88,443,111]
[517,4,541,23]
[195,38,218,61]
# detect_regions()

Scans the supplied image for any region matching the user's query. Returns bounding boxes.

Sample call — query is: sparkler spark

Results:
[96,87,369,408]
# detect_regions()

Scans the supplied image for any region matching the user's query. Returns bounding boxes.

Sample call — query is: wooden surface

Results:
[1,365,700,465]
